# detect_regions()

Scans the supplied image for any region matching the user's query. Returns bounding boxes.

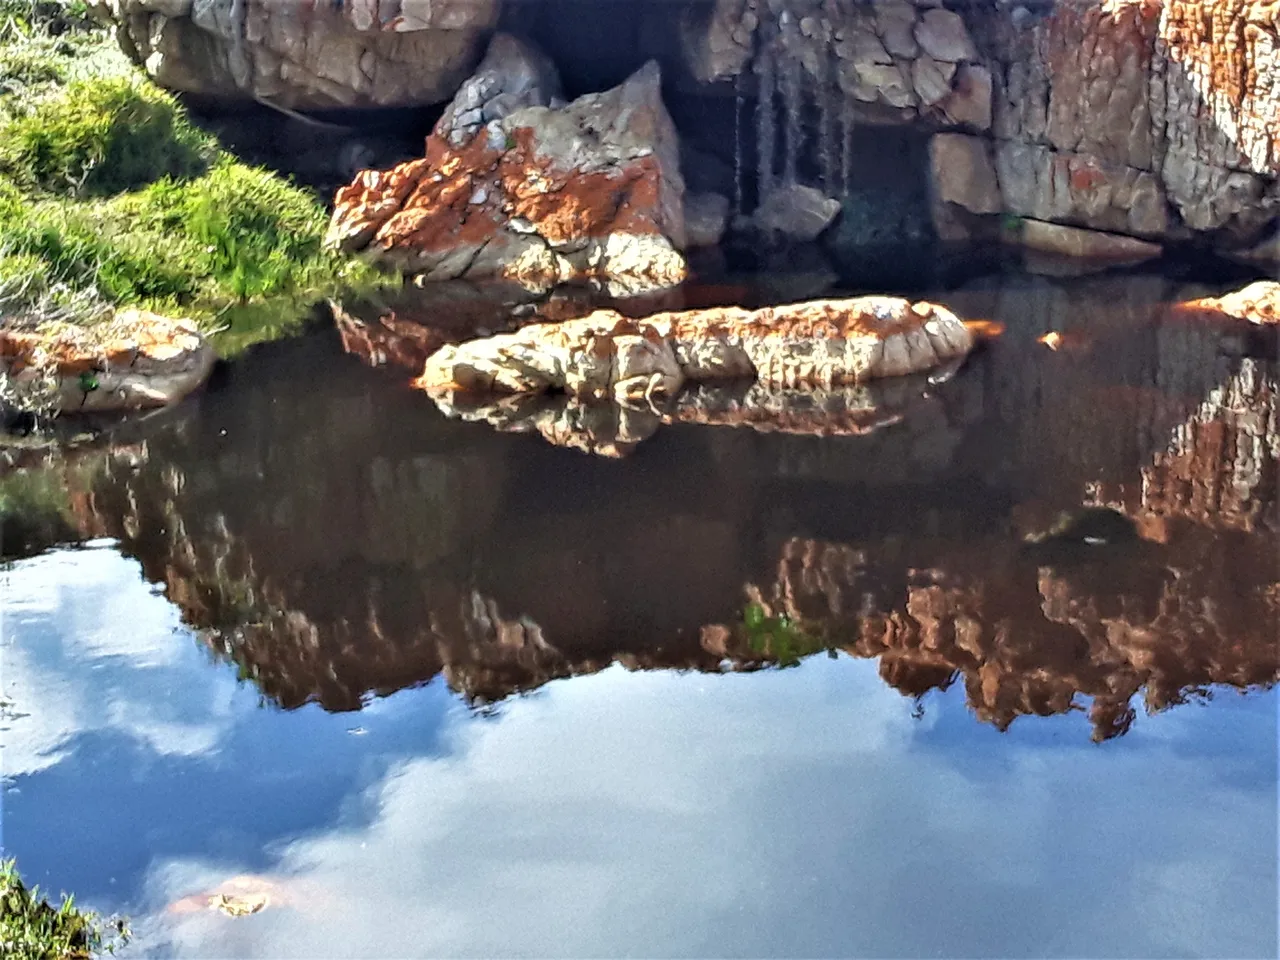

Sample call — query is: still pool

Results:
[3,267,1277,957]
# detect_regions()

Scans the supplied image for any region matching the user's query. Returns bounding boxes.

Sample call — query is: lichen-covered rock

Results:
[328,61,687,294]
[94,0,497,109]
[0,309,215,414]
[416,296,974,402]
[985,0,1280,248]
[1175,281,1280,324]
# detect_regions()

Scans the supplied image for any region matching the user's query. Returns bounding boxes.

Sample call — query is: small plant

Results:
[742,602,825,668]
[0,858,129,958]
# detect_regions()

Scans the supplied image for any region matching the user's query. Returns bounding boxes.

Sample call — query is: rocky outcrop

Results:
[328,59,687,294]
[93,0,497,108]
[1175,281,1280,324]
[983,0,1280,251]
[685,0,1278,252]
[416,297,974,401]
[0,310,215,414]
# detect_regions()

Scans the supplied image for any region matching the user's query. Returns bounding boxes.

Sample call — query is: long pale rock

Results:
[416,297,974,402]
[0,310,216,413]
[1174,281,1280,324]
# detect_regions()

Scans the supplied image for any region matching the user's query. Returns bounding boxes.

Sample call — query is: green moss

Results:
[0,75,217,196]
[0,858,129,959]
[0,16,394,344]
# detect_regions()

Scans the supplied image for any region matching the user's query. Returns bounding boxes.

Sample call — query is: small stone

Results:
[914,8,977,62]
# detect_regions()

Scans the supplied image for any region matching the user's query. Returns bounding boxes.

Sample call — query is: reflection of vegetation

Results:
[0,858,129,959]
[0,457,97,559]
[742,602,827,668]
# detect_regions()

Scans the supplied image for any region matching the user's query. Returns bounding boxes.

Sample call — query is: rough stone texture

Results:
[1175,281,1280,324]
[683,0,984,123]
[329,62,687,294]
[1014,218,1164,262]
[93,0,497,109]
[752,183,842,241]
[416,297,974,402]
[930,132,1002,214]
[0,310,215,413]
[432,33,562,147]
[984,0,1280,247]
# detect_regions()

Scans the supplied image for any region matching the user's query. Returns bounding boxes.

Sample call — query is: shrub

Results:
[0,75,216,196]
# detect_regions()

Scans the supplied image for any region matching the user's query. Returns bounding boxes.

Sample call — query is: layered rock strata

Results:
[415,297,974,401]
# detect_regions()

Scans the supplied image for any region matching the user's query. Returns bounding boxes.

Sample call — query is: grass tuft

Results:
[0,859,129,959]
[0,75,217,196]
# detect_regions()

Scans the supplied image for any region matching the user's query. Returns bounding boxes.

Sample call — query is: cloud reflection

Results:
[140,661,1275,960]
[2,543,240,778]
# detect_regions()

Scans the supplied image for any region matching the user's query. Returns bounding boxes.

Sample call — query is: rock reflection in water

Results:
[429,375,946,457]
[49,274,1280,737]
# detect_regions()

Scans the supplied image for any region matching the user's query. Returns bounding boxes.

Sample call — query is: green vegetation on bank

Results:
[0,859,129,959]
[0,3,386,350]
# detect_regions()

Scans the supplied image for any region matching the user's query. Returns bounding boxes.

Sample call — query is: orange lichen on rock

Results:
[416,296,974,402]
[1174,281,1280,324]
[0,310,215,413]
[327,61,687,294]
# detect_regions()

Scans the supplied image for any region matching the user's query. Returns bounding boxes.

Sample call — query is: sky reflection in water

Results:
[4,268,1280,958]
[3,542,1275,959]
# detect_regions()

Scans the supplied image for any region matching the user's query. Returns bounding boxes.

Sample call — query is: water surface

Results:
[2,266,1277,957]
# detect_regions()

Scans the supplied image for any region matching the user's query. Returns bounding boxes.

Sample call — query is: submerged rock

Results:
[0,309,215,414]
[328,60,687,295]
[416,296,974,402]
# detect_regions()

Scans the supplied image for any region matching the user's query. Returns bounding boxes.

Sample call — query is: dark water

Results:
[2,267,1278,958]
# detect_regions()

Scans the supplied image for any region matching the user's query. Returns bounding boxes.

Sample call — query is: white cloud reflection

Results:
[1,543,240,778]
[140,664,1275,960]
[3,545,1274,959]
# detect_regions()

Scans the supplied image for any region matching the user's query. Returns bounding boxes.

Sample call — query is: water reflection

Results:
[16,271,1274,738]
[5,269,1279,958]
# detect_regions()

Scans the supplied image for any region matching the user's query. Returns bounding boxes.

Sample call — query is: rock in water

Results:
[1174,282,1280,325]
[328,58,687,295]
[416,296,973,402]
[751,184,842,243]
[0,309,215,414]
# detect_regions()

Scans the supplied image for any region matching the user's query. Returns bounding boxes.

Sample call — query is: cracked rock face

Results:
[94,0,497,108]
[328,60,687,294]
[414,297,974,403]
[984,0,1280,247]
